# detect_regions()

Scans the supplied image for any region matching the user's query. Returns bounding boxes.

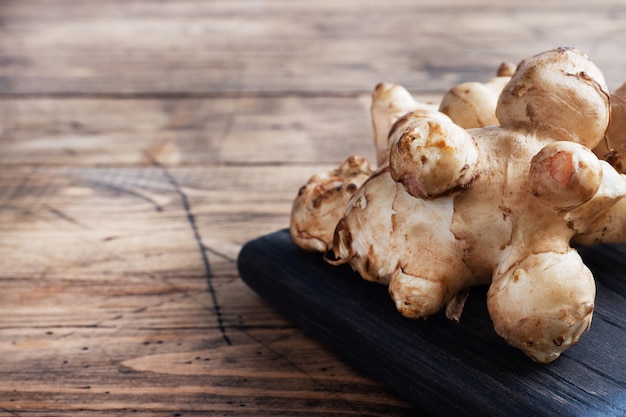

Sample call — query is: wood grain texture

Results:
[1,0,626,95]
[0,165,414,415]
[1,0,626,415]
[0,95,381,166]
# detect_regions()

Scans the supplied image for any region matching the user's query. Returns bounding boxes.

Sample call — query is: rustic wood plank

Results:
[1,0,625,95]
[3,1,626,415]
[0,166,416,415]
[0,96,386,166]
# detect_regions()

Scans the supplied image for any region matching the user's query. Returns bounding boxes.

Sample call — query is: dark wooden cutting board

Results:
[237,229,626,417]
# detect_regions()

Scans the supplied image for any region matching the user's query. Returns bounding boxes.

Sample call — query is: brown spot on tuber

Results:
[428,121,446,137]
[525,103,536,122]
[312,184,342,209]
[500,206,512,220]
[605,149,623,172]
[512,85,528,97]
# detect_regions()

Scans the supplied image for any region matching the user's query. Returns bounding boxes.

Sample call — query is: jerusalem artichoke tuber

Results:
[371,83,451,167]
[593,82,626,172]
[439,62,515,129]
[289,47,626,363]
[289,155,372,252]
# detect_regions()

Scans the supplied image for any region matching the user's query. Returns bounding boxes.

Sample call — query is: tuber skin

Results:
[496,47,610,147]
[289,47,626,363]
[488,251,595,364]
[371,83,451,167]
[529,141,603,210]
[334,47,621,363]
[439,62,515,129]
[389,117,479,199]
[289,155,372,252]
[592,82,626,172]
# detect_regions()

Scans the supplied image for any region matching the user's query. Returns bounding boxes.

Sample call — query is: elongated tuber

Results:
[371,83,451,167]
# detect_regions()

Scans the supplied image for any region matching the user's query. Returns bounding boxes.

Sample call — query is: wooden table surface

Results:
[1,1,625,415]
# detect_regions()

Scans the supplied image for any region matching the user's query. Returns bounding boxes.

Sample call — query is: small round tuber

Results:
[496,47,610,148]
[388,118,479,199]
[529,141,603,210]
[488,251,595,364]
[371,83,449,167]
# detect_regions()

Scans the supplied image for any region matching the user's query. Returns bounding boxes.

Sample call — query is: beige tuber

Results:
[371,82,451,167]
[439,62,515,129]
[289,155,372,252]
[289,47,626,363]
[593,82,626,172]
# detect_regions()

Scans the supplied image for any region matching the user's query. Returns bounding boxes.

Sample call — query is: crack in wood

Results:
[204,246,236,264]
[82,179,164,212]
[0,407,24,417]
[144,152,231,346]
[42,204,88,229]
[0,167,34,218]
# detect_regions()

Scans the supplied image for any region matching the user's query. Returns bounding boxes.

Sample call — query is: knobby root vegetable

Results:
[289,47,626,363]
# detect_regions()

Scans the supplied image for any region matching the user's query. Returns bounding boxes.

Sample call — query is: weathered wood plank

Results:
[1,0,625,95]
[3,1,626,415]
[0,96,384,166]
[0,166,416,415]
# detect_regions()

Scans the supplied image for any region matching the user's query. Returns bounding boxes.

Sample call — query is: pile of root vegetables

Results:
[289,47,626,363]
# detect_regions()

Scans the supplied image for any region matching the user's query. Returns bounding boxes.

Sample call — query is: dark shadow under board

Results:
[237,229,626,417]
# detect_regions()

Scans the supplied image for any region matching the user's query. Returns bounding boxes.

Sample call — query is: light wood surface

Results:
[1,1,625,415]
